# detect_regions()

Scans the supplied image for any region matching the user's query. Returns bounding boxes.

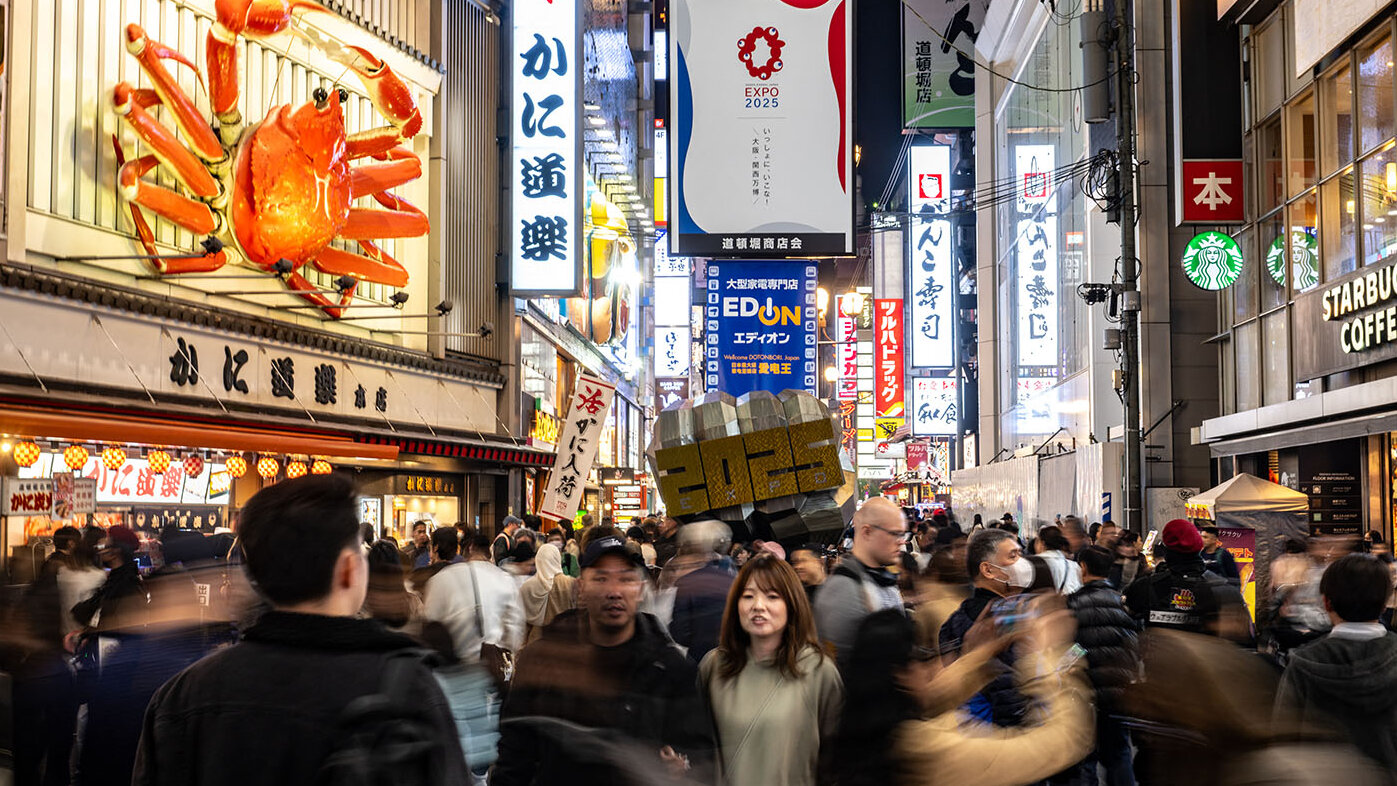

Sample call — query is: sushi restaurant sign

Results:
[1294,258,1397,380]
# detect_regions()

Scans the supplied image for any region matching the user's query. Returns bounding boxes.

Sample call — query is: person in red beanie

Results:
[1123,519,1252,644]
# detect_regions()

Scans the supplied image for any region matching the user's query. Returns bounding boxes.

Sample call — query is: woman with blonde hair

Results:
[700,552,843,785]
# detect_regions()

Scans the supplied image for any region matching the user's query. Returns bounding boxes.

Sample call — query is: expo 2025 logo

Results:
[738,26,784,80]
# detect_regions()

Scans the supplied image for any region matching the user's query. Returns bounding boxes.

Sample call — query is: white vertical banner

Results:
[908,145,955,369]
[912,377,958,436]
[540,373,618,521]
[1014,144,1058,370]
[510,0,583,296]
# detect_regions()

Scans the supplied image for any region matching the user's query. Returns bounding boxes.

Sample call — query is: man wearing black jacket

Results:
[132,475,467,786]
[493,535,715,785]
[1069,546,1140,785]
[1124,519,1252,645]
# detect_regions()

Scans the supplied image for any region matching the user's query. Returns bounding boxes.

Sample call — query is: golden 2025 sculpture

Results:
[648,389,855,544]
[111,0,426,318]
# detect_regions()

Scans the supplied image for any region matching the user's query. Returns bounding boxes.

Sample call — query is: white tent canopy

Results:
[1185,473,1310,520]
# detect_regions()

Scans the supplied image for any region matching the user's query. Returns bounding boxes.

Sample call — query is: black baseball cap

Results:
[580,535,645,569]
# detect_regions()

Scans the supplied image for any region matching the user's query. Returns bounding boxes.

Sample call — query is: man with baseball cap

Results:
[493,535,714,784]
[1124,519,1251,643]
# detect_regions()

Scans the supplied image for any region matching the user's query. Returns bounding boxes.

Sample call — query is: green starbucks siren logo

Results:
[1181,231,1244,291]
[1265,228,1319,291]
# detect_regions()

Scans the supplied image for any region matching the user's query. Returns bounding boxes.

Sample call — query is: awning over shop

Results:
[1204,409,1397,457]
[0,404,398,461]
[1184,473,1309,520]
[356,434,554,467]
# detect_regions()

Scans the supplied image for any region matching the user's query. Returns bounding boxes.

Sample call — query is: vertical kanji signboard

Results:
[511,0,583,296]
[874,298,905,434]
[540,373,618,522]
[902,0,988,129]
[907,145,955,369]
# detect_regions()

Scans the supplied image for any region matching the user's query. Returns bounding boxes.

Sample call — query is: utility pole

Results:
[1114,0,1143,534]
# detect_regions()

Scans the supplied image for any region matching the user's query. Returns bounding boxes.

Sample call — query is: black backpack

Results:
[316,650,450,786]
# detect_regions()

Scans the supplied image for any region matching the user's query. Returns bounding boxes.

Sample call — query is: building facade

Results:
[1199,0,1397,542]
[0,0,558,569]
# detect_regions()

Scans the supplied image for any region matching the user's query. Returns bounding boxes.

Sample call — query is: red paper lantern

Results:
[285,459,308,479]
[310,459,332,475]
[225,454,248,478]
[14,441,41,467]
[147,450,171,474]
[101,446,127,471]
[256,456,280,479]
[64,445,89,471]
[183,455,205,478]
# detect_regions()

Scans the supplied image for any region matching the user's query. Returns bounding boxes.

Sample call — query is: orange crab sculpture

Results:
[111,0,426,318]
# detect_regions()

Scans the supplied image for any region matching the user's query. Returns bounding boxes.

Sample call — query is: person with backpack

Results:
[1124,519,1252,645]
[813,497,908,670]
[492,516,522,565]
[131,474,468,786]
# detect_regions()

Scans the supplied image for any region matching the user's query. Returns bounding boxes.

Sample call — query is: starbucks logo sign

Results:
[1265,228,1319,291]
[1181,231,1244,291]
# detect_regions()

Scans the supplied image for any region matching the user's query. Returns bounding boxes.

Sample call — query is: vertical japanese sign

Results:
[902,0,988,128]
[836,295,859,400]
[874,299,905,431]
[908,145,955,369]
[511,0,583,296]
[540,373,618,521]
[912,377,958,436]
[1015,145,1058,375]
[669,0,853,256]
[653,232,692,379]
[705,261,818,396]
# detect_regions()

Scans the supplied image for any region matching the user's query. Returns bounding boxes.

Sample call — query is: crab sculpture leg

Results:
[112,25,229,273]
[295,144,425,317]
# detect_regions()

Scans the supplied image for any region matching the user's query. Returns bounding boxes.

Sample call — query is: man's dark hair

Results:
[1037,525,1071,553]
[1200,526,1220,537]
[467,533,491,558]
[522,514,543,530]
[52,525,81,552]
[411,521,427,533]
[965,528,1014,578]
[431,527,459,560]
[1088,522,1102,542]
[1320,554,1393,622]
[238,474,361,606]
[1077,545,1115,578]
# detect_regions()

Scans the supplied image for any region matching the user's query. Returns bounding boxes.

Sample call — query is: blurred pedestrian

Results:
[814,497,908,668]
[837,606,1092,786]
[1124,519,1251,644]
[520,542,576,645]
[1068,546,1139,785]
[1108,530,1148,590]
[671,520,738,663]
[1035,525,1083,594]
[132,474,467,785]
[407,521,432,569]
[939,528,1034,727]
[700,553,842,785]
[1200,526,1241,587]
[1278,553,1397,771]
[411,526,464,594]
[655,516,682,567]
[363,539,423,636]
[913,548,970,653]
[493,515,522,565]
[789,544,828,603]
[494,534,716,784]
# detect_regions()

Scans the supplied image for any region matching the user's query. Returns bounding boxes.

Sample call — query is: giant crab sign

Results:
[110,0,427,318]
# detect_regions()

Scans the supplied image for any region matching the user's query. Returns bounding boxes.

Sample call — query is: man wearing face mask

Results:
[937,528,1036,727]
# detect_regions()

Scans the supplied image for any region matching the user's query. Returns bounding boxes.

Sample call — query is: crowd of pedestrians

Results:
[5,475,1397,785]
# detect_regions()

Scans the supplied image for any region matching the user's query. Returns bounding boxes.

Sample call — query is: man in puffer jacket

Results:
[1068,545,1140,785]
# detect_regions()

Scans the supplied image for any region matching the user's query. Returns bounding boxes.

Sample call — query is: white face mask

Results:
[990,557,1035,589]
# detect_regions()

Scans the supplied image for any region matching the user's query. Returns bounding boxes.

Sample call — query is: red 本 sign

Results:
[874,299,904,419]
[1181,159,1244,223]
